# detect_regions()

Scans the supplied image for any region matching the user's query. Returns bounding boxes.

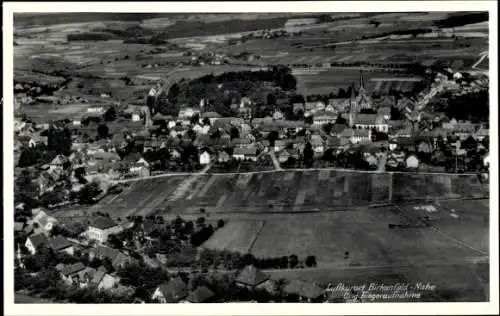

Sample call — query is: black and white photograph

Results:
[3,1,498,315]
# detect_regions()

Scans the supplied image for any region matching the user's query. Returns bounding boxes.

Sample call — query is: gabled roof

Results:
[27,233,49,249]
[235,265,269,287]
[156,277,188,303]
[61,262,86,276]
[33,210,57,228]
[186,286,215,303]
[330,124,347,135]
[89,216,118,230]
[354,114,378,125]
[92,245,120,261]
[233,147,257,156]
[91,269,107,285]
[283,279,324,299]
[201,111,222,118]
[50,235,73,251]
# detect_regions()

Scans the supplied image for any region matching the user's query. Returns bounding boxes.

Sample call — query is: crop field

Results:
[20,102,97,121]
[101,170,489,218]
[294,70,424,95]
[202,199,489,301]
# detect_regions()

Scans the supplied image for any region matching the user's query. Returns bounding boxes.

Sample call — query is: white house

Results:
[406,155,419,169]
[87,216,123,243]
[132,112,142,122]
[199,151,211,165]
[178,107,200,119]
[32,210,58,233]
[233,148,257,161]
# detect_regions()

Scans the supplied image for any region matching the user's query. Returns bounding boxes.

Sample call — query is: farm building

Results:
[283,279,325,302]
[184,286,216,303]
[151,277,188,303]
[88,245,135,269]
[235,265,273,290]
[233,148,258,161]
[49,235,74,255]
[25,233,49,255]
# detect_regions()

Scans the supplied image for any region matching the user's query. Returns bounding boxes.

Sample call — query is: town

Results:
[12,11,490,304]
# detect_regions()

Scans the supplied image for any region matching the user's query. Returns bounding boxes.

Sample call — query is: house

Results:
[325,104,336,113]
[353,114,388,133]
[178,107,200,119]
[283,279,325,302]
[32,210,58,233]
[60,262,88,285]
[50,154,70,169]
[329,124,347,137]
[152,113,173,124]
[340,129,371,144]
[129,158,150,177]
[49,235,74,255]
[14,222,25,233]
[274,140,287,152]
[217,150,231,163]
[406,155,419,169]
[132,111,142,122]
[199,150,211,165]
[313,112,337,127]
[184,286,216,303]
[272,109,284,120]
[328,98,350,112]
[25,233,49,255]
[292,103,305,113]
[152,277,189,303]
[235,265,273,290]
[390,138,417,152]
[92,267,120,291]
[89,245,135,268]
[201,111,222,124]
[278,150,291,163]
[233,148,258,161]
[417,141,433,153]
[231,138,252,148]
[310,137,325,155]
[87,217,123,243]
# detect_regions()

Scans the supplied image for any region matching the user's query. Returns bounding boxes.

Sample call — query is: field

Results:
[99,170,488,218]
[201,199,489,301]
[20,102,98,121]
[294,69,424,95]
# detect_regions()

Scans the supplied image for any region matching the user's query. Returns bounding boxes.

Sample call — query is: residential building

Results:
[231,138,252,148]
[313,112,337,127]
[178,107,200,119]
[49,235,74,255]
[25,233,49,255]
[217,150,231,163]
[283,279,325,302]
[152,277,189,303]
[59,262,87,285]
[199,150,211,165]
[233,148,258,161]
[89,245,135,269]
[184,286,216,303]
[129,158,150,177]
[32,210,58,233]
[406,155,420,169]
[353,114,388,133]
[87,217,122,243]
[235,265,273,290]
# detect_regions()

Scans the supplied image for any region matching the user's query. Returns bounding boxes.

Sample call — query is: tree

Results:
[104,106,117,121]
[97,124,109,139]
[304,115,313,125]
[322,123,334,135]
[268,130,279,147]
[217,219,225,229]
[266,93,277,106]
[337,88,346,98]
[303,142,314,167]
[289,254,299,268]
[336,113,347,125]
[78,182,102,204]
[230,127,240,140]
[305,255,317,267]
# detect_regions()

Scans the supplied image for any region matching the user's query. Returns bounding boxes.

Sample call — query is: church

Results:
[347,71,374,127]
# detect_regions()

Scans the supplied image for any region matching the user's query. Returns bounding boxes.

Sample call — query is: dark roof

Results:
[90,216,118,230]
[354,114,377,125]
[186,286,215,303]
[283,279,324,299]
[14,222,24,232]
[28,234,49,249]
[92,245,120,261]
[330,124,347,134]
[233,147,257,156]
[50,235,73,251]
[235,265,269,287]
[91,269,106,285]
[157,277,188,303]
[61,262,86,276]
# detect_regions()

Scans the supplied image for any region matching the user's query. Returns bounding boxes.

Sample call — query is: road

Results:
[268,150,283,171]
[377,152,388,172]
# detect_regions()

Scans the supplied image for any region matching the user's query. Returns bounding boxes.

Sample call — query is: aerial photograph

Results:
[11,10,490,304]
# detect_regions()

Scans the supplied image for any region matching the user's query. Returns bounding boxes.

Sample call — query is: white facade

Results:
[87,225,123,243]
[199,152,211,165]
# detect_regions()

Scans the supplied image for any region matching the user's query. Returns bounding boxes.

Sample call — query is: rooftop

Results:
[89,216,119,230]
[235,265,269,287]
